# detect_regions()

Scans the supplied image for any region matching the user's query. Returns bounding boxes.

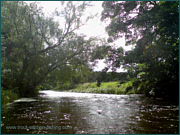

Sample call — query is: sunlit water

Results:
[1,90,179,134]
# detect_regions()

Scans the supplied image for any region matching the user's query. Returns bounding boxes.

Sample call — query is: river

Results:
[1,90,179,134]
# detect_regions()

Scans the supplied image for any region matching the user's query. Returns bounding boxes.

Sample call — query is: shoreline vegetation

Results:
[1,81,135,105]
[1,80,177,105]
[1,90,19,105]
[67,81,136,94]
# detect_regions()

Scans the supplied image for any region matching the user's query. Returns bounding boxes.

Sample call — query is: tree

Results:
[1,1,108,97]
[101,1,179,102]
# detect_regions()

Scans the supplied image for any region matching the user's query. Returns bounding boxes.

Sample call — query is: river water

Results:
[1,90,179,134]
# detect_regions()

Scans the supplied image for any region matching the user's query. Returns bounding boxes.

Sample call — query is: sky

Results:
[25,1,132,72]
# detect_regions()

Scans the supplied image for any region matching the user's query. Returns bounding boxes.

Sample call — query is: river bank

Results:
[1,90,19,105]
[0,81,136,105]
[67,81,136,94]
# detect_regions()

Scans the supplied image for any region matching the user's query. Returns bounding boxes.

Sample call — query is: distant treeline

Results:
[87,72,128,83]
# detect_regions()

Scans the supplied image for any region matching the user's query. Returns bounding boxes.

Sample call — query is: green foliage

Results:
[1,90,19,105]
[1,1,108,97]
[69,81,135,95]
[76,83,97,89]
[96,77,101,87]
[55,82,75,90]
[101,81,118,87]
[101,1,179,102]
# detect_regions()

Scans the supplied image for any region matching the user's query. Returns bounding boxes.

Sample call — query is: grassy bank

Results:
[1,90,19,105]
[69,81,136,94]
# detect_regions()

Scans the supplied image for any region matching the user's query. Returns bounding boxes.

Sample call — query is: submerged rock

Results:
[14,98,37,103]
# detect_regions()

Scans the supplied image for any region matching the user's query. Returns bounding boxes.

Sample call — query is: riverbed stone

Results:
[14,98,37,103]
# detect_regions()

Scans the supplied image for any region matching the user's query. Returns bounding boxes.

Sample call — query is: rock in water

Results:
[14,98,37,103]
[97,110,102,114]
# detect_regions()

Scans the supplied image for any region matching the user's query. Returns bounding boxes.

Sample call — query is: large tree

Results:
[101,1,179,101]
[1,1,108,97]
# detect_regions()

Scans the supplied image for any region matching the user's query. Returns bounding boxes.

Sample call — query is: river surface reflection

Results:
[1,90,179,134]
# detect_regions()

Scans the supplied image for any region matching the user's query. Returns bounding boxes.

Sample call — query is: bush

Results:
[1,90,19,105]
[55,82,75,90]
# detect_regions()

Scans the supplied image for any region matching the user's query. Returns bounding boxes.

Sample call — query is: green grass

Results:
[69,81,135,94]
[1,90,19,105]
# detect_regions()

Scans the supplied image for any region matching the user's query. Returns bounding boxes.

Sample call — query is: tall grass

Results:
[69,81,135,94]
[1,90,19,105]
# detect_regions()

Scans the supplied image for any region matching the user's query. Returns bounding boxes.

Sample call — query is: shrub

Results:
[1,90,19,105]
